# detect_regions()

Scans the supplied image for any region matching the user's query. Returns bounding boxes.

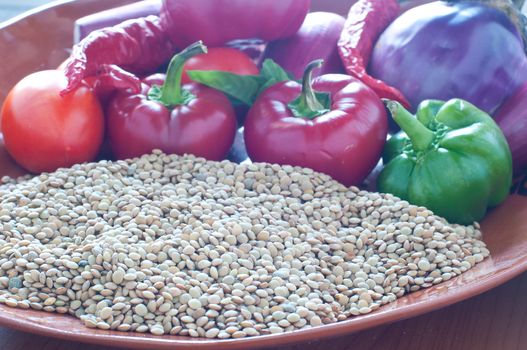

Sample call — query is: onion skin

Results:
[495,82,527,177]
[263,12,346,80]
[369,1,527,114]
[160,0,310,49]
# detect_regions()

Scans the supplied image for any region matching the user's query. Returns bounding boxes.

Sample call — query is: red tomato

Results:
[1,70,104,173]
[181,47,259,84]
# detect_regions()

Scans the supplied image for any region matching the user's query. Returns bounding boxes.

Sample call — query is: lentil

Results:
[0,151,488,338]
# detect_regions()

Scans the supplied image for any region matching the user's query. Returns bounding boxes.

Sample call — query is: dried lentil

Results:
[0,151,489,338]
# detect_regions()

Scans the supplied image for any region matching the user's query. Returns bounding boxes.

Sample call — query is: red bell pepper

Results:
[107,42,237,161]
[244,60,388,186]
[338,0,409,107]
[160,0,311,48]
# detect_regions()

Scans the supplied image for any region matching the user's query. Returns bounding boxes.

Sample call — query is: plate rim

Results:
[0,257,525,350]
[0,1,526,349]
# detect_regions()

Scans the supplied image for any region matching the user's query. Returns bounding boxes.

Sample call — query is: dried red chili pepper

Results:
[61,16,176,96]
[337,0,409,107]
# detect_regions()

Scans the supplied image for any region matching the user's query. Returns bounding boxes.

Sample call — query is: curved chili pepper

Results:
[61,15,176,96]
[338,0,409,107]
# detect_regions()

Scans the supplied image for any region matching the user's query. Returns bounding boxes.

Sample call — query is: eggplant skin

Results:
[369,1,527,114]
[263,12,346,80]
[495,82,527,177]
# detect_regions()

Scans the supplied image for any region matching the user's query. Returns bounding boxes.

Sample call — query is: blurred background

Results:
[0,0,54,22]
[1,0,527,23]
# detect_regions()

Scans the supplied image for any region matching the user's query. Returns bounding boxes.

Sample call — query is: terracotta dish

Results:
[0,1,526,349]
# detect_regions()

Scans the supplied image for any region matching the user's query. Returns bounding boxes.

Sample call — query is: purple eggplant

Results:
[263,12,346,80]
[74,0,162,43]
[495,82,527,176]
[369,1,527,114]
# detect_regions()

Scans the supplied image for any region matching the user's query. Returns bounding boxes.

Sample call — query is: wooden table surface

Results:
[0,271,524,350]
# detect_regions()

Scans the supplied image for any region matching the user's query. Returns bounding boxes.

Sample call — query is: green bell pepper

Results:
[378,98,512,224]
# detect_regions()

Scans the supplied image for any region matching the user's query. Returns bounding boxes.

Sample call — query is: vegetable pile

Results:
[0,0,525,339]
[2,0,525,224]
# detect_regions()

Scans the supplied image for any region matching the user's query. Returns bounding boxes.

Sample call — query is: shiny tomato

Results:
[181,47,259,84]
[1,70,104,173]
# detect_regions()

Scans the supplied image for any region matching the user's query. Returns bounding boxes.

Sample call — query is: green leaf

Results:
[227,95,246,107]
[260,59,293,81]
[186,59,295,106]
[256,59,295,96]
[186,70,264,106]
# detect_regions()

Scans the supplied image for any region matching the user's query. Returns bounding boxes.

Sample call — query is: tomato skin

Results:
[181,47,259,84]
[1,70,104,173]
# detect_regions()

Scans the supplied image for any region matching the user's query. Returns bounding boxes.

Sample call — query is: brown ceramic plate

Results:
[0,1,526,349]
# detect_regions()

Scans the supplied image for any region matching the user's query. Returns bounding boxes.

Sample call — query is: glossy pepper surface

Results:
[378,99,513,224]
[107,42,236,161]
[244,60,387,187]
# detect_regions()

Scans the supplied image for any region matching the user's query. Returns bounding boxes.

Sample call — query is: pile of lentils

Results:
[0,150,489,338]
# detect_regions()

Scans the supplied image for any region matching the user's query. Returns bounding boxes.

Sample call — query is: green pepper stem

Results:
[299,60,325,112]
[386,100,435,152]
[288,59,331,119]
[160,41,207,106]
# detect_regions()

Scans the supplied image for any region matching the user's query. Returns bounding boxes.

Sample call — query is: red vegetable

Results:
[63,0,307,96]
[62,16,176,96]
[337,0,409,106]
[74,0,162,43]
[244,60,388,186]
[264,12,346,80]
[225,39,267,66]
[181,47,259,84]
[1,70,104,173]
[181,47,259,126]
[495,81,527,176]
[107,42,236,161]
[160,0,311,48]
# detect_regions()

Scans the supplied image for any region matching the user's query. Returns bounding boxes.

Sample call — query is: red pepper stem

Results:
[160,41,207,106]
[288,59,331,119]
[386,100,435,152]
